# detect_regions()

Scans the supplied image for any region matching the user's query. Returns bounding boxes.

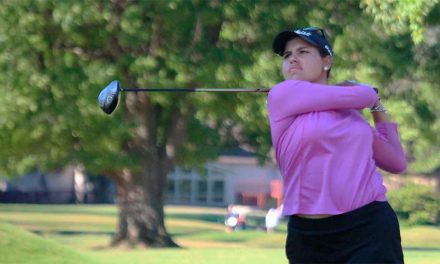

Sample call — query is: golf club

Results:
[98,80,270,114]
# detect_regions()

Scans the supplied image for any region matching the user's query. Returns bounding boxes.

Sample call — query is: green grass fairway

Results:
[0,204,439,264]
[0,222,100,264]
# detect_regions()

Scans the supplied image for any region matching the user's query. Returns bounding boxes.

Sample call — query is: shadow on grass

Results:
[167,213,225,223]
[31,228,230,239]
[31,228,248,245]
[32,229,114,236]
[173,230,246,242]
[171,230,216,238]
[403,247,440,251]
[0,204,118,217]
[31,228,237,239]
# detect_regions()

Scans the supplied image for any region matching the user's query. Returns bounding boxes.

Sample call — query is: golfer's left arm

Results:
[371,101,407,174]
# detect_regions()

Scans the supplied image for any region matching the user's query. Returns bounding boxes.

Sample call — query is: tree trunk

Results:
[108,54,192,247]
[111,148,178,248]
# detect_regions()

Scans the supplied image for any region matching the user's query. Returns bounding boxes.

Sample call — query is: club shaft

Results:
[121,87,269,93]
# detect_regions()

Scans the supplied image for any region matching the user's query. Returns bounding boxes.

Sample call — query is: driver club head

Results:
[98,80,121,114]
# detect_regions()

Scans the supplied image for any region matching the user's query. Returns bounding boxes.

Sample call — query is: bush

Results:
[387,183,440,225]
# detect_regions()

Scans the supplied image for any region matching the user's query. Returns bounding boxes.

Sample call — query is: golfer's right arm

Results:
[268,80,379,120]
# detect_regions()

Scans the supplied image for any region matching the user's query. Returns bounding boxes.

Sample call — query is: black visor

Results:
[272,27,333,57]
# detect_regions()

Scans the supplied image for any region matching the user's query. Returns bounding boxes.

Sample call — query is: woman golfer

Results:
[268,27,407,263]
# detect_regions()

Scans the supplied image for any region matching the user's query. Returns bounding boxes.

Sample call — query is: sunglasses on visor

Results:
[297,27,329,40]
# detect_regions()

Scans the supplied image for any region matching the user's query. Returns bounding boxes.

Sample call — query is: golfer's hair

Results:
[315,45,332,79]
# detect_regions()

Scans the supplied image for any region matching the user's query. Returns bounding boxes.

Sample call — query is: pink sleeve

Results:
[372,122,407,173]
[268,80,379,121]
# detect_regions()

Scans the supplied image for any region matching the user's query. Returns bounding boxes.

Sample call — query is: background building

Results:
[0,153,282,209]
[166,154,282,208]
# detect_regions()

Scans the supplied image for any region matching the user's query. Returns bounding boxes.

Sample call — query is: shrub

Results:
[387,183,440,225]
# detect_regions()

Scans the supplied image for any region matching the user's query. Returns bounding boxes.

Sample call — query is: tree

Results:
[0,0,289,247]
[361,0,440,172]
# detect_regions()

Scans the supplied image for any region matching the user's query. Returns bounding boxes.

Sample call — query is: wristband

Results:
[370,102,387,113]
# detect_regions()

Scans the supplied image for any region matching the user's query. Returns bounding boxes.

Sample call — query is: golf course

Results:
[0,204,439,264]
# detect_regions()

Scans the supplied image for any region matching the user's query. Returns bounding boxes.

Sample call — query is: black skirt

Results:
[286,201,404,264]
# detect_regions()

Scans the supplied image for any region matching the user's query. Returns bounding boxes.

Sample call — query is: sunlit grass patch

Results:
[401,226,440,249]
[0,222,101,264]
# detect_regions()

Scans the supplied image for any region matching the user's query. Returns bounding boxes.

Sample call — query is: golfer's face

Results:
[282,38,328,83]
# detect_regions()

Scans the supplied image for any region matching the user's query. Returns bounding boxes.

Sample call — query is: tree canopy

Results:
[1,0,438,176]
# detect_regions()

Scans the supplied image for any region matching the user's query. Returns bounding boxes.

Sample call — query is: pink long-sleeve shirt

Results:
[267,80,407,216]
